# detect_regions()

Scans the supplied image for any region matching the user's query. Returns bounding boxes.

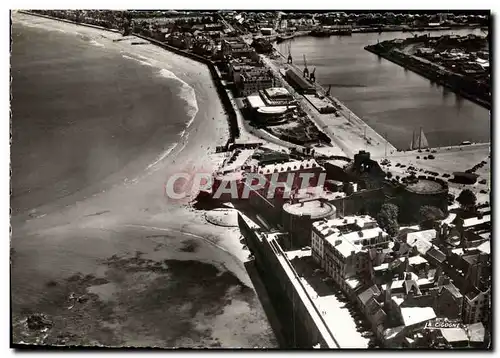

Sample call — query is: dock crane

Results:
[309,67,316,82]
[303,54,309,78]
[287,42,293,64]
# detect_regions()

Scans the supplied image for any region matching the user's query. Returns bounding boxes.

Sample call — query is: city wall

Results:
[239,214,337,348]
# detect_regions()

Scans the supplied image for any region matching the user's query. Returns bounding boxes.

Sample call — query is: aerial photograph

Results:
[10,9,491,349]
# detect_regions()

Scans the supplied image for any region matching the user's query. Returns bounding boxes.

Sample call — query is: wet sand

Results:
[11,12,277,348]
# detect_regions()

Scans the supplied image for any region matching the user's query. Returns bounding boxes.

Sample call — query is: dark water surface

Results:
[276,28,490,149]
[11,23,191,214]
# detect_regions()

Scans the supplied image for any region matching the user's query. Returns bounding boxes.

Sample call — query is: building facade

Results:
[311,216,390,290]
[463,289,490,324]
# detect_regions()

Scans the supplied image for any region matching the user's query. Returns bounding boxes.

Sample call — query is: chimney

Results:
[434,265,443,284]
[385,281,392,306]
[398,270,405,280]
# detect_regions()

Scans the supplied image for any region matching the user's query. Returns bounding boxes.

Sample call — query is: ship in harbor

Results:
[409,127,429,150]
[309,25,353,37]
[277,33,296,43]
[309,28,330,37]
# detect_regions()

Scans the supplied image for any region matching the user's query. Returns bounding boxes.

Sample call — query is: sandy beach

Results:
[11,12,277,348]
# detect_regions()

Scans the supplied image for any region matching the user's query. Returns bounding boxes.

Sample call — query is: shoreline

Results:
[364,45,490,110]
[11,12,278,348]
[18,10,241,145]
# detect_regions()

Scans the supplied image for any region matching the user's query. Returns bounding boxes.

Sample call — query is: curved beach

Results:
[11,12,277,348]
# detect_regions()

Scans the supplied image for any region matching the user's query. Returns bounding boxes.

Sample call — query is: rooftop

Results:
[313,215,378,234]
[246,95,266,109]
[407,255,428,266]
[405,179,446,194]
[257,106,290,115]
[283,200,336,219]
[358,285,381,305]
[400,306,436,327]
[406,229,436,244]
[463,214,491,228]
[467,322,486,343]
[426,245,446,263]
[407,237,433,256]
[313,215,387,258]
[257,158,322,175]
[263,87,292,99]
[444,283,463,299]
[476,241,490,255]
[441,328,469,343]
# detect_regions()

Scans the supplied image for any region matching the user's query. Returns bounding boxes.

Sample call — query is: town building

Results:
[244,87,297,125]
[166,32,193,49]
[463,288,490,324]
[311,216,390,293]
[221,37,258,60]
[239,68,275,97]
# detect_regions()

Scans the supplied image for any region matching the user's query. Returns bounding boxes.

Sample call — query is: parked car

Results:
[428,154,435,159]
[479,179,487,184]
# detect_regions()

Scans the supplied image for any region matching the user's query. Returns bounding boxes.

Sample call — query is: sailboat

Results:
[409,127,429,150]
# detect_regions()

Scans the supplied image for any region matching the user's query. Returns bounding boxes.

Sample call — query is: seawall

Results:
[239,213,339,348]
[364,44,490,110]
[18,11,241,146]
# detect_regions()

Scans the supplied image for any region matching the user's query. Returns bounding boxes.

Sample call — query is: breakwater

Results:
[19,11,241,147]
[364,44,490,110]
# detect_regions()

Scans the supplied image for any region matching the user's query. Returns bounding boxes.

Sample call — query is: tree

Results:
[343,182,355,196]
[377,203,400,237]
[419,205,445,229]
[457,189,477,211]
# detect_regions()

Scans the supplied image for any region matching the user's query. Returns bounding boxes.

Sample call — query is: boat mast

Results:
[419,127,423,151]
[385,132,388,158]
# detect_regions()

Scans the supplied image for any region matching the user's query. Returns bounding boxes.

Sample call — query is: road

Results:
[218,13,235,33]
